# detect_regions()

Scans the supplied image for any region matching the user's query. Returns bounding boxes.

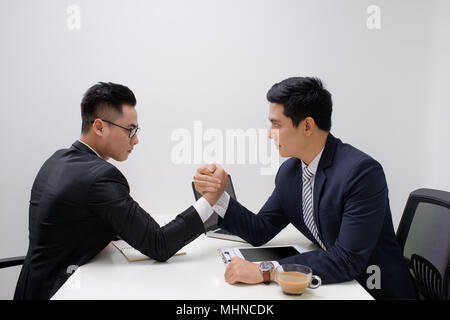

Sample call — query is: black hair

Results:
[266,77,332,131]
[80,82,137,134]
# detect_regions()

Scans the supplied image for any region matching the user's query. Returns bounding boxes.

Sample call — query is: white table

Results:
[52,214,373,300]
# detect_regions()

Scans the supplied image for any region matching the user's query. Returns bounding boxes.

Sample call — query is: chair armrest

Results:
[0,256,25,269]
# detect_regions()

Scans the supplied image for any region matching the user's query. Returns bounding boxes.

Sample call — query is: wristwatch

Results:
[259,261,274,284]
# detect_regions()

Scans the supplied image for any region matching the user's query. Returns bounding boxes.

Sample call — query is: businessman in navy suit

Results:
[194,77,417,299]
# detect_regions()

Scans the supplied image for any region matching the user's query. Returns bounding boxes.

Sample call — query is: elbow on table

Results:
[248,238,269,248]
[151,249,174,262]
[153,254,170,263]
[147,242,173,262]
[332,253,370,283]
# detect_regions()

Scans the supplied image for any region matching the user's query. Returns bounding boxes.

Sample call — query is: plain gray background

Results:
[1,0,449,299]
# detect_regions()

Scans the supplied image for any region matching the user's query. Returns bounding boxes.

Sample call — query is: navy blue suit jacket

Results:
[220,133,417,299]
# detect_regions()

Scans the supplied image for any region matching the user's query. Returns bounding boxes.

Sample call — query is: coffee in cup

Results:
[275,264,321,295]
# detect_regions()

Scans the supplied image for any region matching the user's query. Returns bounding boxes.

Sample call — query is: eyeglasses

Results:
[91,119,140,138]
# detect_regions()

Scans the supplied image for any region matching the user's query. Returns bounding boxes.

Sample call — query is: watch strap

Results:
[262,270,271,284]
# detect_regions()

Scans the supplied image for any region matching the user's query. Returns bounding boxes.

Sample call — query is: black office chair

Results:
[0,256,25,299]
[0,256,25,269]
[396,188,450,300]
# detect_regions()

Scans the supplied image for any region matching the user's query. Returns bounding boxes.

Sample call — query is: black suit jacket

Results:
[14,141,205,300]
[220,134,417,299]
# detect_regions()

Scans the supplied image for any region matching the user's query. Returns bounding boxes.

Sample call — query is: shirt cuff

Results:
[193,197,214,223]
[272,261,280,269]
[212,191,230,218]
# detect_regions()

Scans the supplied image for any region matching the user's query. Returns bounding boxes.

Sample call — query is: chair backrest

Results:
[0,256,25,269]
[0,256,25,299]
[410,254,444,299]
[396,188,450,300]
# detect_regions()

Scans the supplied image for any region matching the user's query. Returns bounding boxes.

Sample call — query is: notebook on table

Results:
[112,240,186,262]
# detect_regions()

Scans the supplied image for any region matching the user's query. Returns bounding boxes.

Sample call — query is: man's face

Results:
[102,104,139,161]
[268,103,306,158]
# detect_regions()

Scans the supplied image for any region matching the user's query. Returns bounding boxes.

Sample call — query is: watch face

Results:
[259,261,273,272]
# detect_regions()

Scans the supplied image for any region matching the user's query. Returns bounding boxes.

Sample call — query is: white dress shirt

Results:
[77,139,213,223]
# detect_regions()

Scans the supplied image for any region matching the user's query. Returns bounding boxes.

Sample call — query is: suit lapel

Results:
[313,169,327,236]
[312,133,339,247]
[295,160,304,226]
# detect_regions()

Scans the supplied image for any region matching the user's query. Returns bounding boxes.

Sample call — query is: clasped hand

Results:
[193,164,228,206]
[193,164,266,285]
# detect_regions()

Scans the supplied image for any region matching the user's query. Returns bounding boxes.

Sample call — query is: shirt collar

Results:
[77,139,102,158]
[301,147,325,175]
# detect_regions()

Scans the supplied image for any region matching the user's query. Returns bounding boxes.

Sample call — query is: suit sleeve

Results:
[219,180,290,247]
[87,167,205,262]
[277,159,388,284]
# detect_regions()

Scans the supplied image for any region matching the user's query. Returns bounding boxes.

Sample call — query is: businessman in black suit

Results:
[193,77,417,299]
[14,82,224,300]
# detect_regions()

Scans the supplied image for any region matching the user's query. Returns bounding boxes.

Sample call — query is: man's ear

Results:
[304,117,315,136]
[92,119,104,137]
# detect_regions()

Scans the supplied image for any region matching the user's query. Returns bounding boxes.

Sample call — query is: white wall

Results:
[0,0,448,299]
[423,1,450,192]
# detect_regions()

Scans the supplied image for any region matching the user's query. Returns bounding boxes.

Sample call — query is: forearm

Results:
[97,198,205,262]
[220,197,288,247]
[143,206,205,262]
[277,241,372,284]
[88,169,206,262]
